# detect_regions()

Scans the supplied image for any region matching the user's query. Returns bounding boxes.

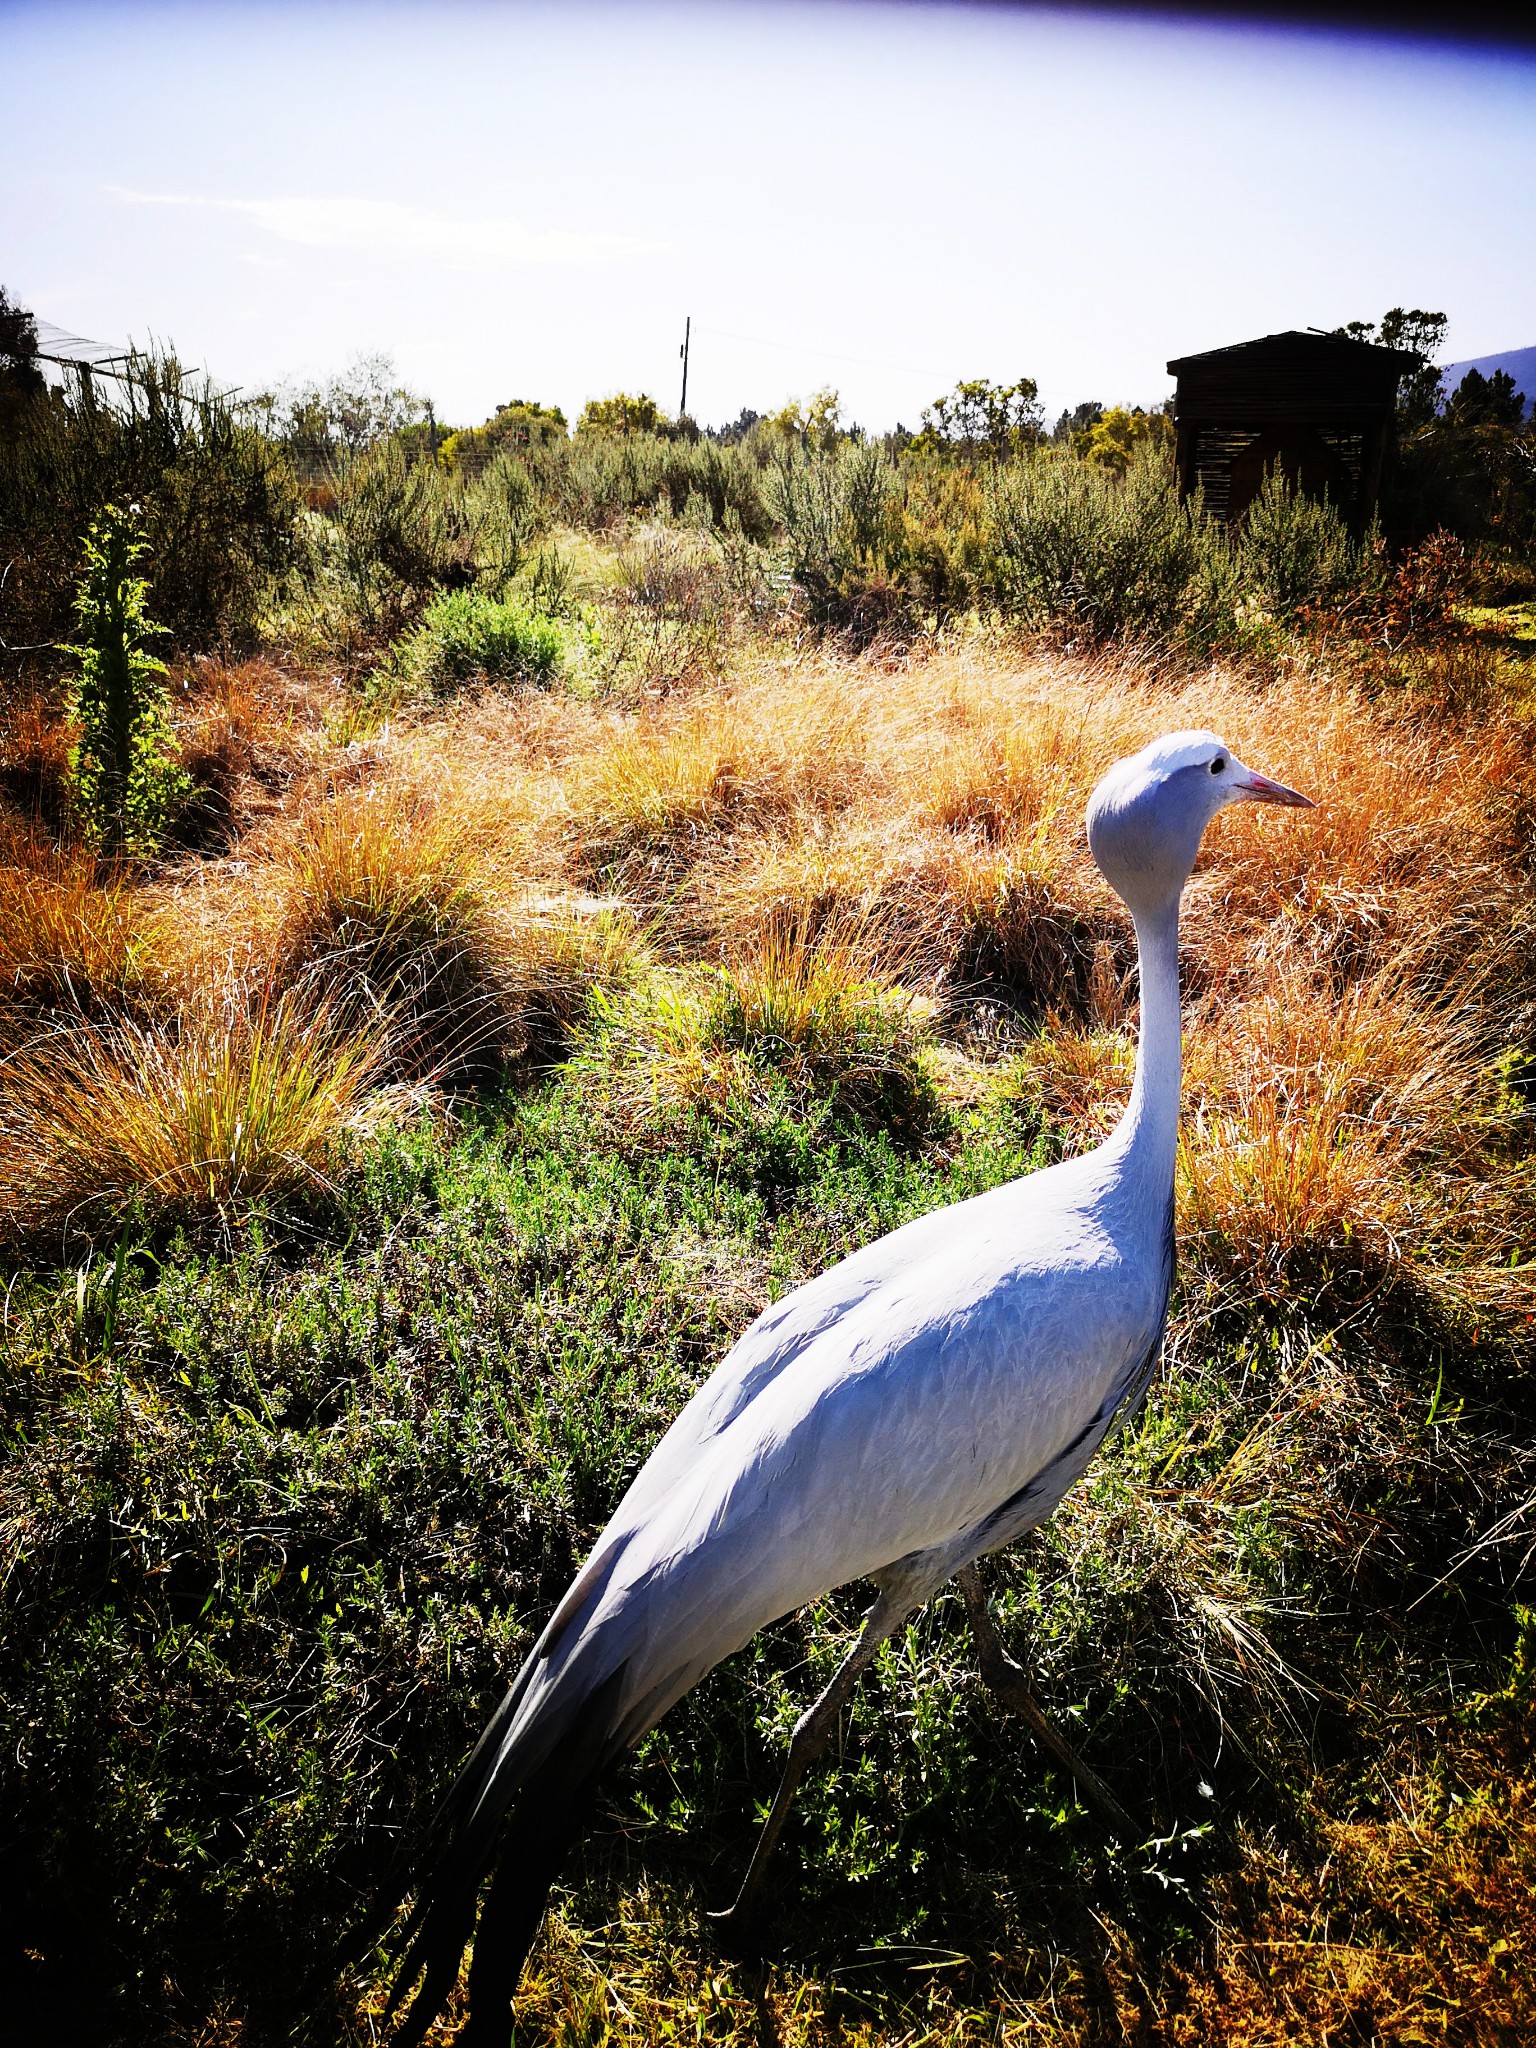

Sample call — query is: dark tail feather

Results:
[328,1650,545,2004]
[386,1662,629,2047]
[457,1768,601,2046]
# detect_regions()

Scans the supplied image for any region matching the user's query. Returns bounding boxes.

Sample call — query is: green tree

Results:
[262,350,425,469]
[1445,367,1527,429]
[438,398,568,478]
[576,392,666,437]
[65,503,187,856]
[1080,404,1175,473]
[1053,399,1104,444]
[917,376,1041,460]
[1334,309,1449,429]
[0,284,46,432]
[762,389,845,451]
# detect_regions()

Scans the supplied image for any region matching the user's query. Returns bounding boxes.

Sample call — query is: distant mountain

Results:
[1438,345,1536,415]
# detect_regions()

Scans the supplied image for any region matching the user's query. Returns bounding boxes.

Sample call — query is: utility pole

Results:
[678,315,691,420]
[426,399,439,465]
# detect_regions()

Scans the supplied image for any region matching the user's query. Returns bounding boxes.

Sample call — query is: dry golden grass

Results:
[265,777,511,1073]
[169,658,311,849]
[0,840,151,1023]
[0,689,74,835]
[566,676,872,883]
[3,630,1531,1272]
[383,1713,1536,2048]
[0,984,384,1238]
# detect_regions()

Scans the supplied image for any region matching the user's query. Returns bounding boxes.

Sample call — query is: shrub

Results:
[265,348,425,471]
[914,375,1043,460]
[64,505,188,855]
[1079,404,1175,474]
[766,438,919,643]
[553,432,772,540]
[1232,468,1375,619]
[984,446,1202,643]
[577,392,667,437]
[470,449,546,581]
[328,440,476,640]
[607,527,736,687]
[439,397,568,478]
[402,587,564,695]
[0,350,301,653]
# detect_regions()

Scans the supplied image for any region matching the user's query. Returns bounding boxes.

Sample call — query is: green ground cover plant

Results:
[3,1063,1530,2046]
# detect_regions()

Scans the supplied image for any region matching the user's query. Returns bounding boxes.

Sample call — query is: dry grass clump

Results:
[0,690,74,836]
[657,649,1536,1038]
[0,840,152,1025]
[496,896,647,1068]
[574,909,932,1127]
[269,779,510,1075]
[170,658,308,849]
[1182,1733,1536,2047]
[0,986,384,1240]
[1178,951,1524,1313]
[567,681,870,885]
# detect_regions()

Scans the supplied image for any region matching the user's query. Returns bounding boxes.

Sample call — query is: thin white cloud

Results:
[107,188,662,267]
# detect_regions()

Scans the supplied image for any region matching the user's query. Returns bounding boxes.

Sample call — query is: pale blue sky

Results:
[3,1,1534,430]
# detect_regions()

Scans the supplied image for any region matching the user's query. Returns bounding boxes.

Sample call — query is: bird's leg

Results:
[956,1561,1136,1843]
[712,1588,912,1925]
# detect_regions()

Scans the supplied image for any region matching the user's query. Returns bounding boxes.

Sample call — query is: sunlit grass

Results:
[0,841,152,1021]
[0,985,384,1238]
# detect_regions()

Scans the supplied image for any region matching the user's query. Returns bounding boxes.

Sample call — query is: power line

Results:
[692,323,1081,408]
[696,322,947,383]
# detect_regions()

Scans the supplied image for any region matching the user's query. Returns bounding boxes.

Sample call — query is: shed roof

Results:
[1166,329,1416,377]
[1166,329,1418,426]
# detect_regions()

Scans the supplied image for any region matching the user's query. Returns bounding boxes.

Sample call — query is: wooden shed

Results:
[1166,330,1415,525]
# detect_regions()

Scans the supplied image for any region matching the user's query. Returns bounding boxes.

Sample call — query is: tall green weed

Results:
[64,505,187,854]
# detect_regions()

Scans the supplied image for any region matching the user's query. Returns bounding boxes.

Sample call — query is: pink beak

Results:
[1234,769,1315,809]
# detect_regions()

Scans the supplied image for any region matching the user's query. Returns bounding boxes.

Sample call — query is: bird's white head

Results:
[1087,729,1313,917]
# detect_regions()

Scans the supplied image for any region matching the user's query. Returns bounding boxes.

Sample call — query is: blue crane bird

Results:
[373,729,1312,2044]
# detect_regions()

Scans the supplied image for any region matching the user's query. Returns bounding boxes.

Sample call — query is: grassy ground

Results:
[3,578,1535,2045]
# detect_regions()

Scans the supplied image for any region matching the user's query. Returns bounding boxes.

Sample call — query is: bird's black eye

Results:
[1210,756,1226,775]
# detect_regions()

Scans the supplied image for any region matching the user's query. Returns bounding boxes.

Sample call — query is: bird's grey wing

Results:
[547,1167,1089,1643]
[532,1197,964,1644]
[528,1206,1161,1755]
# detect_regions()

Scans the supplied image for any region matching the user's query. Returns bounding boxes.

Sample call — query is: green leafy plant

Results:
[64,503,188,855]
[402,586,565,694]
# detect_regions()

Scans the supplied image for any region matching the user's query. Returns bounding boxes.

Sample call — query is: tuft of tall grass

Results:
[574,910,933,1127]
[270,780,507,1075]
[0,691,75,835]
[498,897,646,1068]
[1179,955,1523,1321]
[569,686,868,886]
[0,845,150,1023]
[0,986,383,1239]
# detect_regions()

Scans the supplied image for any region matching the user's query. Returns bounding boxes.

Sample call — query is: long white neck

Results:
[1105,896,1183,1189]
